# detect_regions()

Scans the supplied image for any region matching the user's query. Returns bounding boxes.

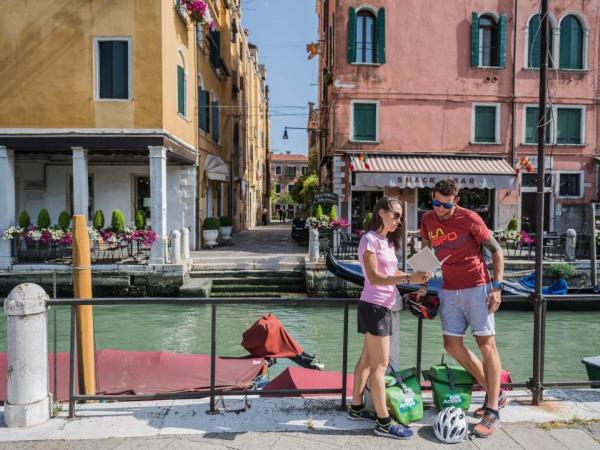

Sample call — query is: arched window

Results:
[559,15,583,69]
[479,15,498,66]
[356,10,376,64]
[177,50,187,116]
[527,14,554,68]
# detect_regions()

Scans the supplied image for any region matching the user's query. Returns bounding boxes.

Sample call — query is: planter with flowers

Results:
[180,0,214,28]
[218,216,233,242]
[202,217,220,248]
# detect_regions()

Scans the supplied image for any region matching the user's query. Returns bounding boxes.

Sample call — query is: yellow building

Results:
[0,0,269,265]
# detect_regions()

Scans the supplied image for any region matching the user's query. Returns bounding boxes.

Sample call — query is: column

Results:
[0,146,16,267]
[149,146,167,264]
[71,147,89,217]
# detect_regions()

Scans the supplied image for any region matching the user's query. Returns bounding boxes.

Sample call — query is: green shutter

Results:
[498,15,507,67]
[211,101,220,141]
[528,14,540,68]
[177,65,185,115]
[99,41,128,99]
[474,106,496,143]
[99,42,113,98]
[353,103,376,141]
[557,109,581,144]
[199,89,210,132]
[377,8,386,64]
[560,16,583,69]
[471,12,480,67]
[347,7,356,63]
[525,107,538,143]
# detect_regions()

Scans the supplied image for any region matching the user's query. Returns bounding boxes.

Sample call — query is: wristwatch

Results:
[491,281,504,290]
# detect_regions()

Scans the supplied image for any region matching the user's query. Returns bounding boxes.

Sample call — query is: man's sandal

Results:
[474,390,509,418]
[472,408,500,438]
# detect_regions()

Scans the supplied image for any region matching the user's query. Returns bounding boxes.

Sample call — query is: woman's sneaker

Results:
[475,390,509,418]
[373,418,414,440]
[347,405,377,421]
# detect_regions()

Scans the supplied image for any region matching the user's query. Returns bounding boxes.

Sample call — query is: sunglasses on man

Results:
[432,200,454,209]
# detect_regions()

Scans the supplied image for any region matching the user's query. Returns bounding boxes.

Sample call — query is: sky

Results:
[242,0,318,155]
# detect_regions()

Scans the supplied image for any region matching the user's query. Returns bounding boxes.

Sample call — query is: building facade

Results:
[270,152,309,219]
[0,0,269,266]
[316,0,600,233]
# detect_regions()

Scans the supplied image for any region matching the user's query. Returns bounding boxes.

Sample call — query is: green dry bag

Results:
[423,363,474,411]
[384,367,423,426]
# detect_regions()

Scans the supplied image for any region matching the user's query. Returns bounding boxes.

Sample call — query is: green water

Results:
[1,305,598,383]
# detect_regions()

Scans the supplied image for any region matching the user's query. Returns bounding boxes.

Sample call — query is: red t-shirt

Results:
[420,206,491,290]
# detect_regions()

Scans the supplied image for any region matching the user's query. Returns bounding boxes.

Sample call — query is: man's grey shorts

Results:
[438,284,495,337]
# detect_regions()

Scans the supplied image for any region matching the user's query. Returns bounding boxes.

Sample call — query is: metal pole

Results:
[341,302,349,410]
[401,201,408,272]
[209,302,217,414]
[68,305,77,419]
[52,272,57,408]
[590,203,597,286]
[416,318,423,381]
[532,0,549,406]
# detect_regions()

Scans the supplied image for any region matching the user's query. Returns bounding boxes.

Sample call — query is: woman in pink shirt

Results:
[347,196,430,440]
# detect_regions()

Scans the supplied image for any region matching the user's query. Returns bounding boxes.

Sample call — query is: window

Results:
[177,64,186,116]
[524,106,552,144]
[301,166,308,176]
[527,14,555,68]
[275,165,282,175]
[471,13,507,68]
[286,166,296,177]
[348,7,385,64]
[288,184,294,192]
[209,30,221,71]
[521,173,552,188]
[352,101,378,142]
[198,88,210,132]
[96,38,131,100]
[558,172,583,198]
[556,108,582,145]
[559,15,584,69]
[275,184,281,194]
[472,104,500,144]
[134,176,151,219]
[211,99,220,142]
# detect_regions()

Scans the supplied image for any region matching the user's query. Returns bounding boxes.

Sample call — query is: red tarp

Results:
[241,313,304,358]
[0,349,266,402]
[261,366,354,398]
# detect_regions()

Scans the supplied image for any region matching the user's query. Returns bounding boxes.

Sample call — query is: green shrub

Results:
[92,210,105,230]
[546,263,575,280]
[37,208,51,229]
[362,212,373,231]
[219,216,233,227]
[134,210,146,230]
[507,218,519,232]
[18,210,31,228]
[58,210,71,230]
[203,217,220,230]
[315,205,323,220]
[111,209,126,233]
[329,205,337,221]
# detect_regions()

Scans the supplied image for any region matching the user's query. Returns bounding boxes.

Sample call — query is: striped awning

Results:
[352,154,516,189]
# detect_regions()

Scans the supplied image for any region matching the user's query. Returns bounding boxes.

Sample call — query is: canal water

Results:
[0,304,597,384]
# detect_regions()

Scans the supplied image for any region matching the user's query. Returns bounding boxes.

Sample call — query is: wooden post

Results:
[72,215,96,397]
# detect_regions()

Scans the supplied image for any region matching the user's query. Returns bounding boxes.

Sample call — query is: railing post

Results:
[341,302,349,410]
[69,305,77,418]
[416,318,423,381]
[4,283,50,427]
[209,302,217,414]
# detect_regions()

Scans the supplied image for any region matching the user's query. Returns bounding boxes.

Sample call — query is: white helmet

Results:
[434,406,468,444]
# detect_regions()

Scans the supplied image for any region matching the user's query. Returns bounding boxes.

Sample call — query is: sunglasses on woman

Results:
[432,200,454,209]
[387,210,402,220]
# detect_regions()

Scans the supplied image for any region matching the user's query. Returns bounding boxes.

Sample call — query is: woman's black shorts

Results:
[357,301,392,336]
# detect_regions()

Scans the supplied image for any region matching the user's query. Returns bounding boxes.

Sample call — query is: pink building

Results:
[316,0,600,233]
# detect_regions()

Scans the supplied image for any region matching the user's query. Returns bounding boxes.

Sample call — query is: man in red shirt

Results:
[418,179,505,438]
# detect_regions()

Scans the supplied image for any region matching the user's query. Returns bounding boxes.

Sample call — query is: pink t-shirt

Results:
[358,231,398,309]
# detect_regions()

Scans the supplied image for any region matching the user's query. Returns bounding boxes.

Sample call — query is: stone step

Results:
[190,270,304,279]
[210,291,308,299]
[211,283,305,293]
[211,277,305,286]
[191,256,305,271]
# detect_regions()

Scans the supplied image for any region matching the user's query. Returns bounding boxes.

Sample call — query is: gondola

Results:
[326,251,600,311]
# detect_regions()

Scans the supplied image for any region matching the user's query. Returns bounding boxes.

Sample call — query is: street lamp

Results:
[282,126,325,140]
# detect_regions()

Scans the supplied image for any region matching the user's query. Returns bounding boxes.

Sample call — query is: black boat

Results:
[326,251,600,311]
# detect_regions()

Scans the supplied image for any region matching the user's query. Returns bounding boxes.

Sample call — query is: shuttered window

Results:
[211,100,220,142]
[558,173,582,197]
[353,103,377,142]
[198,89,210,132]
[348,7,385,64]
[524,106,552,144]
[98,40,129,99]
[528,14,554,68]
[177,65,186,116]
[474,105,497,143]
[556,108,582,145]
[471,13,507,67]
[559,15,583,69]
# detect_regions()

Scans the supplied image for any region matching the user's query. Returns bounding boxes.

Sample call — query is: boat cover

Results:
[0,349,266,402]
[241,313,304,358]
[261,366,353,398]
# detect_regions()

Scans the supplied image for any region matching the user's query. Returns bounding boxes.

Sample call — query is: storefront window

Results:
[351,190,383,232]
[417,188,494,228]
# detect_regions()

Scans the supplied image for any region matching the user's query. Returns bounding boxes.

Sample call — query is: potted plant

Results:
[202,217,220,248]
[218,216,233,241]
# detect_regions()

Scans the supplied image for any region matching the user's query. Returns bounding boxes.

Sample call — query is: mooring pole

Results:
[72,215,96,398]
[532,0,549,407]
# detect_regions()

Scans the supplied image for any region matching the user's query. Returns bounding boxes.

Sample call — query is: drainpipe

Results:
[510,0,518,167]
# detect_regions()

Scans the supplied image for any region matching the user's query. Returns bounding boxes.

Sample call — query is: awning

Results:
[205,154,230,182]
[352,154,516,189]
